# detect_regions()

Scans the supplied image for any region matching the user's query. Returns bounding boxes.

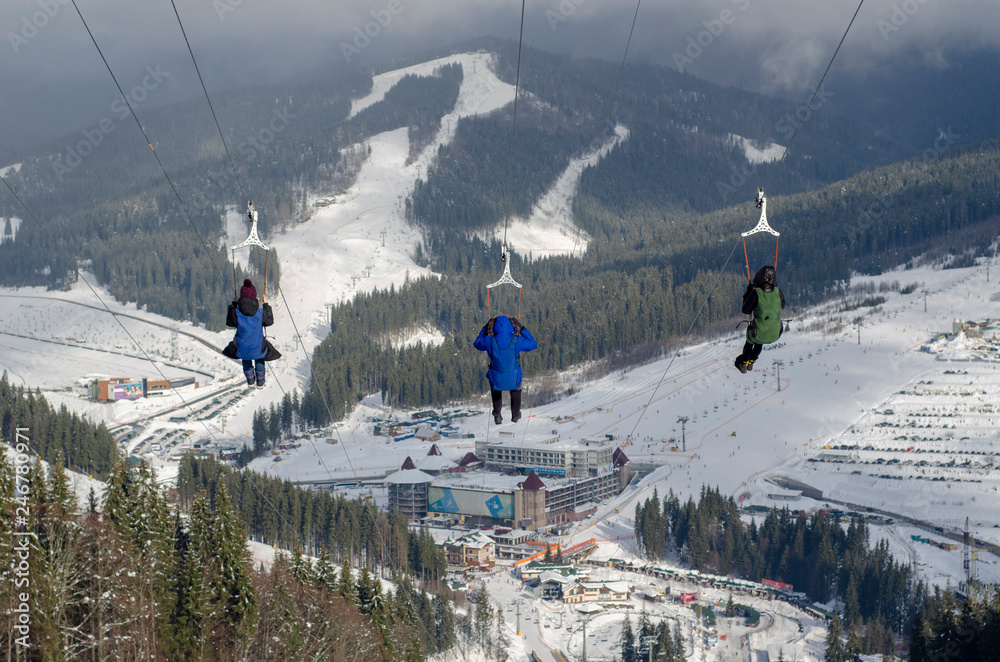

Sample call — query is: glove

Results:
[511,318,524,334]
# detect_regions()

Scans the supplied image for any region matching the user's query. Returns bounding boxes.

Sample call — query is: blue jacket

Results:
[223,297,276,361]
[474,316,537,391]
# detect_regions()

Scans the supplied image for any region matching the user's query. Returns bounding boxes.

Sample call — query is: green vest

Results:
[748,288,782,344]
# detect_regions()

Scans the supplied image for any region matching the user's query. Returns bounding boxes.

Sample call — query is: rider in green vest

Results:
[735,265,784,373]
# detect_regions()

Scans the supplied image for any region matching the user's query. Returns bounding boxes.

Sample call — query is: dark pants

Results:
[491,389,521,417]
[737,341,763,364]
[241,359,265,374]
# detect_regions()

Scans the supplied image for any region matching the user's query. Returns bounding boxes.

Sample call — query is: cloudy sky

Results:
[2,0,998,152]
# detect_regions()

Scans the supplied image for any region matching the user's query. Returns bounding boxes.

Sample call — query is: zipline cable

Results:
[167,0,248,202]
[609,0,642,119]
[762,0,865,193]
[502,0,527,248]
[68,0,229,294]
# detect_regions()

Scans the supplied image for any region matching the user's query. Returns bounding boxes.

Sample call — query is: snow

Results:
[270,52,516,393]
[2,444,106,511]
[486,125,629,259]
[0,162,22,177]
[729,134,784,164]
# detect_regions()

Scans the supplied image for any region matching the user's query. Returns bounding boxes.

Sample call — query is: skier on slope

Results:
[222,278,281,388]
[734,265,784,373]
[474,315,538,424]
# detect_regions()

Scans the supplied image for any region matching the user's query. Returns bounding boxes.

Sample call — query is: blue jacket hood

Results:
[491,315,516,348]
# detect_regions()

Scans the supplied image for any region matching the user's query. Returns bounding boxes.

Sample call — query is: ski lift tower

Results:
[677,416,689,452]
[964,516,979,597]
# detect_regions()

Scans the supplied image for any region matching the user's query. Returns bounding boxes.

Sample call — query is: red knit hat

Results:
[240,278,257,300]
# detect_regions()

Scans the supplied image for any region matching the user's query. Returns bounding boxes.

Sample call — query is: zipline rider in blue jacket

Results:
[222,278,281,389]
[474,315,538,425]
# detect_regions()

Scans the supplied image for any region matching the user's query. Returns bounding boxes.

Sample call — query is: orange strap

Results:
[742,236,751,282]
[263,250,269,299]
[743,235,780,283]
[486,286,523,322]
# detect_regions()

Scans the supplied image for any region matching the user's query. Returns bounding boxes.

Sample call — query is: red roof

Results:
[519,472,545,491]
[459,452,480,467]
[427,444,442,456]
[613,448,630,466]
[401,456,416,470]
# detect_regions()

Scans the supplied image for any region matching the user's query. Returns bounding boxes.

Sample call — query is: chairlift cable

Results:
[626,239,742,441]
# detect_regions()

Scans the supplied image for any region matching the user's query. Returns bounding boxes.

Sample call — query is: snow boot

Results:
[511,412,522,423]
[244,368,256,388]
[493,413,503,425]
[734,358,749,374]
[255,369,266,390]
[745,359,755,372]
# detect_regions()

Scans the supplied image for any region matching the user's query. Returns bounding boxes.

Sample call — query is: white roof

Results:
[539,570,574,585]
[387,468,435,484]
[418,455,457,471]
[568,580,630,594]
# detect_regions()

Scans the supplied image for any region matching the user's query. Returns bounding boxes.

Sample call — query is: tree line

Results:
[635,487,920,658]
[177,456,447,582]
[0,449,466,660]
[0,371,117,479]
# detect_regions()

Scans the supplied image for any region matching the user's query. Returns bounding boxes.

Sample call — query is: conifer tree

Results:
[167,512,209,661]
[338,554,357,603]
[825,614,845,662]
[209,480,258,644]
[313,547,336,593]
[621,610,635,662]
[673,621,685,662]
[357,564,375,614]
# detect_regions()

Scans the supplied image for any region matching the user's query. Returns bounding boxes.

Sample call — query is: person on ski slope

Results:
[474,315,538,424]
[734,265,784,373]
[222,278,281,388]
